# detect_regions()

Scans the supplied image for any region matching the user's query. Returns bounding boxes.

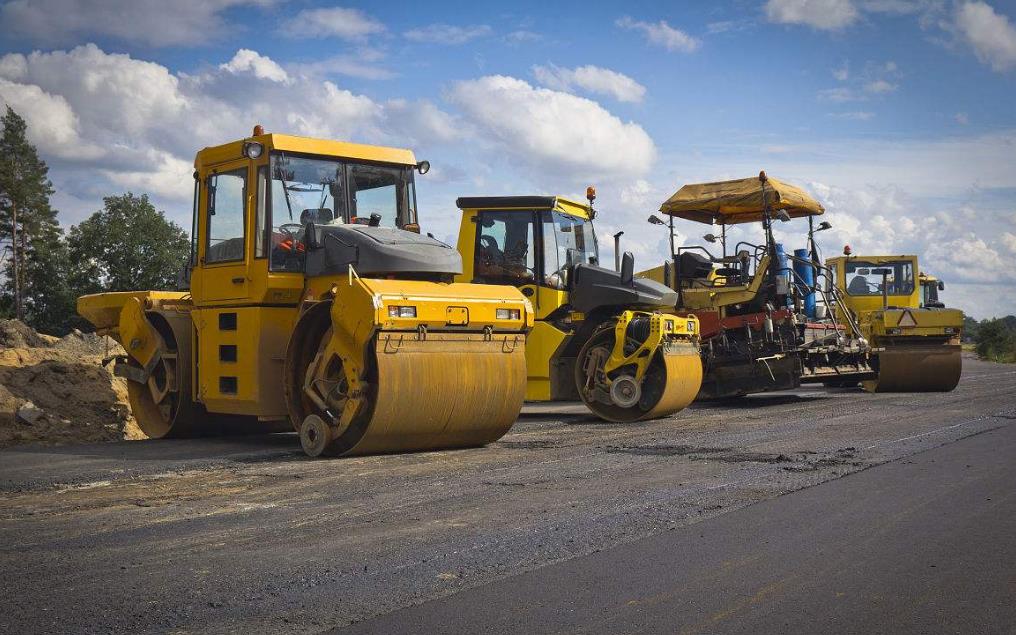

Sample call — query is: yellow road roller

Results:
[78,128,532,456]
[453,192,702,422]
[826,252,963,392]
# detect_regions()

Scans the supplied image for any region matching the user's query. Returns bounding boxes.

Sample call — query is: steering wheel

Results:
[279,223,303,239]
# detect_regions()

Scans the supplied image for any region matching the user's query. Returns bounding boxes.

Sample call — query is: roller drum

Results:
[863,343,962,393]
[576,330,702,423]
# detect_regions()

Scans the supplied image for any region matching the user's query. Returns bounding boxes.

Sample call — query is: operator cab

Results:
[265,152,422,272]
[457,196,599,291]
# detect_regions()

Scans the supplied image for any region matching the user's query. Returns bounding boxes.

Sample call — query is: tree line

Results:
[0,106,189,335]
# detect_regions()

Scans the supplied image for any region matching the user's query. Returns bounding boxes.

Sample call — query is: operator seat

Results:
[847,275,869,295]
[675,252,713,285]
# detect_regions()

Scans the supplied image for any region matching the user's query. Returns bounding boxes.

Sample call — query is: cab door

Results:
[193,162,251,303]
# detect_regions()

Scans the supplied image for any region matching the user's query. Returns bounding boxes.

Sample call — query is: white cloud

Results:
[765,0,860,30]
[864,78,897,93]
[404,24,492,45]
[0,0,269,47]
[818,87,863,102]
[1000,231,1016,254]
[833,62,850,81]
[504,30,540,44]
[447,75,656,182]
[532,64,646,103]
[954,1,1016,71]
[616,16,700,52]
[0,45,460,228]
[280,6,385,41]
[220,49,289,83]
[0,78,102,160]
[955,112,970,125]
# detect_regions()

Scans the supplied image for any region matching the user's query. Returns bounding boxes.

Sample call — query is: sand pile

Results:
[0,320,145,448]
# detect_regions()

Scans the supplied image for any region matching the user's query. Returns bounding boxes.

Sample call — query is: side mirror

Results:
[620,251,635,286]
[938,280,945,291]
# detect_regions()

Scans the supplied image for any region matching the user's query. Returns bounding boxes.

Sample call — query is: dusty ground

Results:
[0,320,143,448]
[0,355,1013,634]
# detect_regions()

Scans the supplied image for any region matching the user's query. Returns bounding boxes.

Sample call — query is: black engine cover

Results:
[568,264,678,313]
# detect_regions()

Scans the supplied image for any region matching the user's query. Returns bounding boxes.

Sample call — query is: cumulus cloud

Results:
[616,16,700,52]
[0,0,270,47]
[404,24,492,44]
[220,49,289,83]
[954,1,1016,71]
[532,64,646,103]
[279,6,385,41]
[447,75,656,182]
[0,44,458,226]
[765,0,860,30]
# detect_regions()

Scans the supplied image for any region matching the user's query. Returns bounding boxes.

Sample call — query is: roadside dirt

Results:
[0,320,144,448]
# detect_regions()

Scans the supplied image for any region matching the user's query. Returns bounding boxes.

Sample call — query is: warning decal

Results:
[898,310,917,327]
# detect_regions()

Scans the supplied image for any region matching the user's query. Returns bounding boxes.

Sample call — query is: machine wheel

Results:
[300,415,333,457]
[125,312,200,438]
[574,322,700,423]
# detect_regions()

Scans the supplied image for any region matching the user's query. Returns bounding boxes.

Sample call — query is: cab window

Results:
[844,260,914,296]
[474,211,537,285]
[205,169,246,264]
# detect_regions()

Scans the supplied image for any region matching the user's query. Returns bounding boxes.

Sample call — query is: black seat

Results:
[300,208,333,225]
[847,276,869,295]
[675,252,713,280]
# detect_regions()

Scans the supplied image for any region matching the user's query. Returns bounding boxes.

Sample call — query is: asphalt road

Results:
[339,408,1016,635]
[1,355,1014,634]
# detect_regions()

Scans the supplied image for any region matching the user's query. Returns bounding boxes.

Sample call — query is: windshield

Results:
[266,153,418,271]
[844,260,914,296]
[541,211,598,281]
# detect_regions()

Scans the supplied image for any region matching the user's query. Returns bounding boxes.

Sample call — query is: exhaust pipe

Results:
[613,231,624,271]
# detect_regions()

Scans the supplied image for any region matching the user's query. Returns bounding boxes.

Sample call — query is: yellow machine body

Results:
[78,131,532,456]
[826,254,963,392]
[454,195,701,421]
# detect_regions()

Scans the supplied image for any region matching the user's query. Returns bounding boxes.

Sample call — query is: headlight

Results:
[943,327,957,334]
[496,308,521,320]
[887,327,901,335]
[686,320,696,333]
[388,305,417,318]
[243,141,264,159]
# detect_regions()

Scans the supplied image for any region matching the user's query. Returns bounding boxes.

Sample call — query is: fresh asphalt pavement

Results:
[338,409,1016,635]
[1,356,1014,634]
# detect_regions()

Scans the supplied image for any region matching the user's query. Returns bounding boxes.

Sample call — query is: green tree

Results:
[974,317,1016,363]
[0,105,73,332]
[68,193,190,293]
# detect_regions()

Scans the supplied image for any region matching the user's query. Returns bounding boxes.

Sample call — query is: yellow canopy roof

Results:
[660,172,824,225]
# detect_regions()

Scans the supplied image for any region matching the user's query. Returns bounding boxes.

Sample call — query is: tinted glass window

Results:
[844,260,914,296]
[474,211,537,285]
[206,169,246,263]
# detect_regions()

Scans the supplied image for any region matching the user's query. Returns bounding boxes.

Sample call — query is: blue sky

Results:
[1,0,1014,317]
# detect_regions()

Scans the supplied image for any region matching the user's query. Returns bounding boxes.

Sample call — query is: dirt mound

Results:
[0,319,57,349]
[0,321,142,448]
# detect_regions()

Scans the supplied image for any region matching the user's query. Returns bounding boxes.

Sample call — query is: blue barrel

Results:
[774,243,791,306]
[794,248,816,318]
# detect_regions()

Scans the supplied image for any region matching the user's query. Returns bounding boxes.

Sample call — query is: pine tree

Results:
[0,106,74,332]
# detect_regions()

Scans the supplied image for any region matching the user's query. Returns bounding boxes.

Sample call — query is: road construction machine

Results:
[78,128,532,457]
[825,252,963,392]
[453,192,702,422]
[638,172,874,399]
